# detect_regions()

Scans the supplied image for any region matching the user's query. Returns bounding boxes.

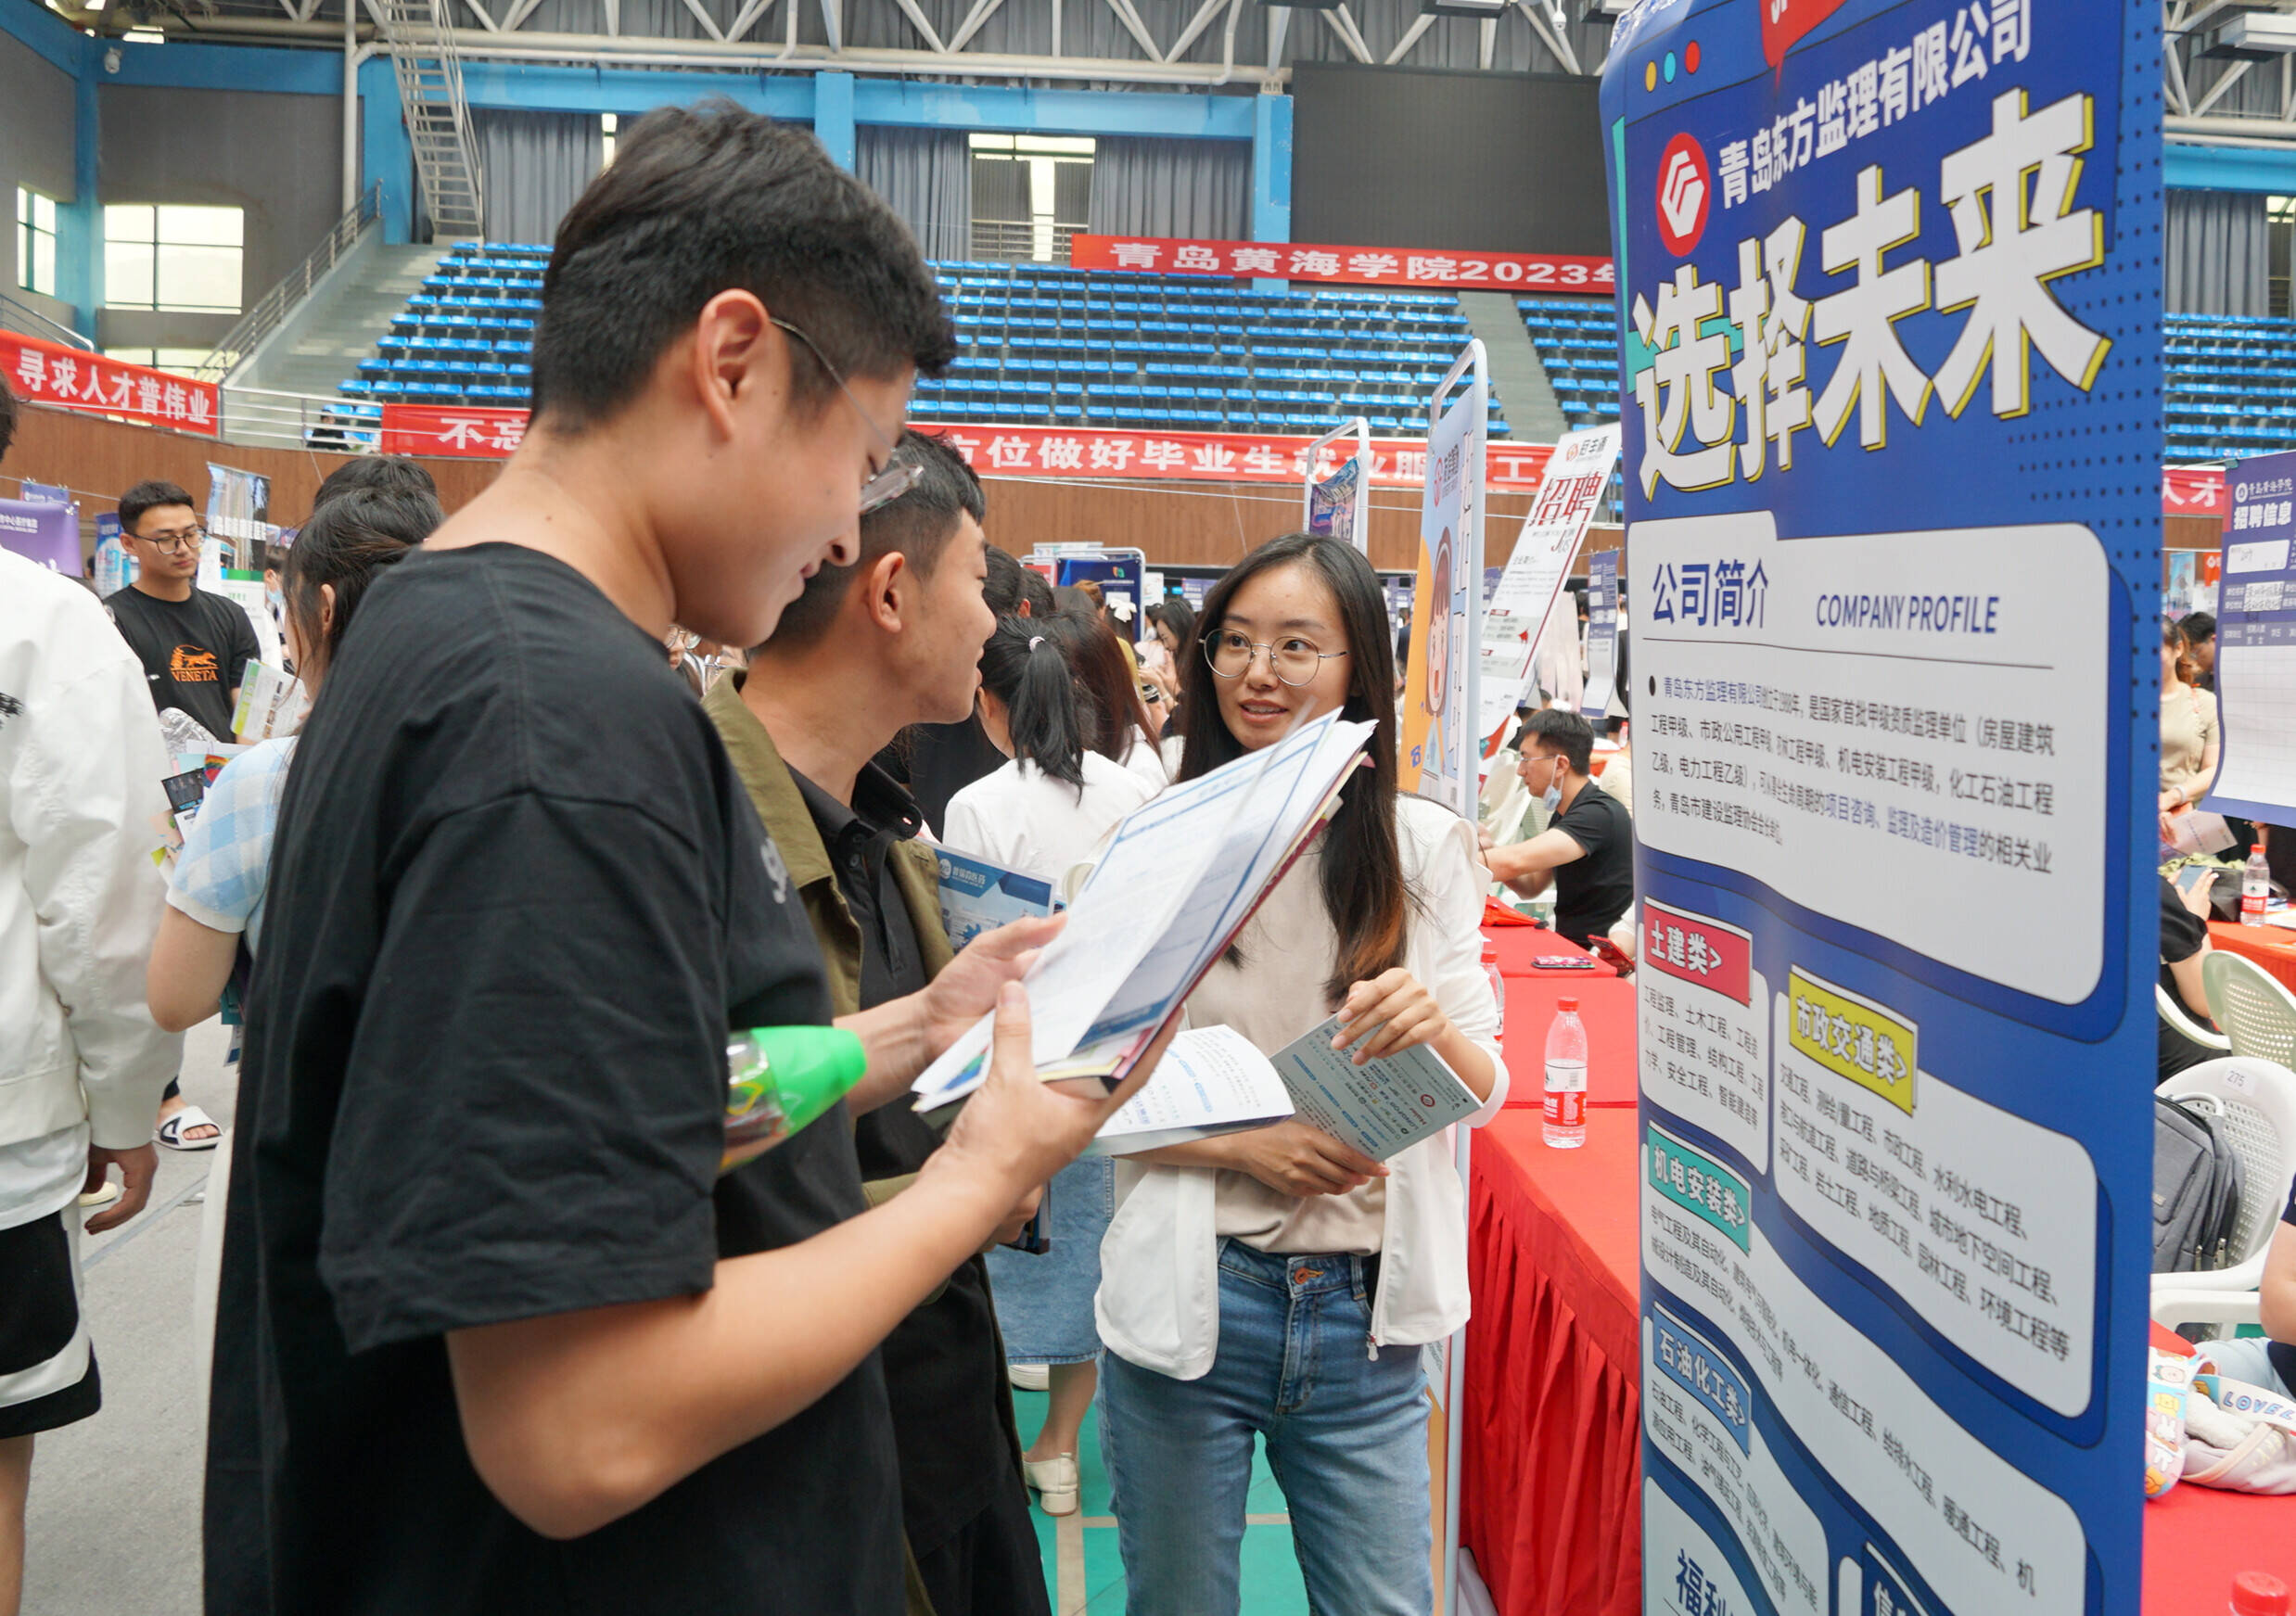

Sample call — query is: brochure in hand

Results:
[1089,1018,1479,1161]
[911,709,1376,1113]
[936,847,1063,951]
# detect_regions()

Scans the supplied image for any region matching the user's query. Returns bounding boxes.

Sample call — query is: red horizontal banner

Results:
[2162,465,2226,519]
[2,330,218,437]
[376,405,1557,490]
[1069,235,1615,293]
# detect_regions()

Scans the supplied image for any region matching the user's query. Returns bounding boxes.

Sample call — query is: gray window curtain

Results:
[1087,136,1250,239]
[857,125,971,261]
[2166,188,2268,317]
[476,109,604,248]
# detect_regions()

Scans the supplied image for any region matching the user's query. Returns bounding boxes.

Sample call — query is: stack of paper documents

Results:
[912,710,1376,1112]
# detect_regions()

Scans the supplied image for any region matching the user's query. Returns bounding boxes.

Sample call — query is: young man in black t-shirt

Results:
[101,478,258,743]
[711,433,1048,1616]
[207,108,1159,1616]
[1484,708,1636,948]
[101,477,249,1152]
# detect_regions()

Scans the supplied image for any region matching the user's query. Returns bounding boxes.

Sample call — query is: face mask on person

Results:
[1535,754,1563,812]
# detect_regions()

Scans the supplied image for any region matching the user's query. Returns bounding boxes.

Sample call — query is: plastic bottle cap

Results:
[2233,1571,2290,1616]
[742,1026,868,1135]
[1558,998,1578,1013]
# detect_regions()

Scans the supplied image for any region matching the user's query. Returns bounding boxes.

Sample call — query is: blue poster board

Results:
[2202,455,2296,825]
[1601,0,2157,1611]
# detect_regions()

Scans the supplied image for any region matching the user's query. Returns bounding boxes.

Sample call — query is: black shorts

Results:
[0,1209,101,1439]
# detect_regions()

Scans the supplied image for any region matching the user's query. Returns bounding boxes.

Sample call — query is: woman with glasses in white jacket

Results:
[1094,534,1507,1616]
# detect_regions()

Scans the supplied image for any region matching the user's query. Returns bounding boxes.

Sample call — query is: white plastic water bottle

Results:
[1543,997,1587,1149]
[2244,844,2272,923]
[1483,942,1506,1039]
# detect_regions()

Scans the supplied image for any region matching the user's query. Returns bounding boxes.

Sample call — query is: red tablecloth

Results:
[1500,973,1638,1109]
[2209,919,2296,995]
[2142,1324,2296,1613]
[1462,1109,1643,1616]
[1483,923,1618,979]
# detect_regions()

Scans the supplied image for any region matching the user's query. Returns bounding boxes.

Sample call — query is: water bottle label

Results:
[1545,1088,1584,1128]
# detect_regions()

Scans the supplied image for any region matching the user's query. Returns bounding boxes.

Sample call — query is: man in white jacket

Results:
[0,379,184,1616]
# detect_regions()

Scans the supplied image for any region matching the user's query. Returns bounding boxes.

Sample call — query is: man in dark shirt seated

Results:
[2160,872,2222,1083]
[1482,708,1636,948]
[706,431,1048,1616]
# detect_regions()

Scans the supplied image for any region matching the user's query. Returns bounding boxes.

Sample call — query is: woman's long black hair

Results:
[976,612,1088,794]
[283,486,441,684]
[1177,533,1409,1005]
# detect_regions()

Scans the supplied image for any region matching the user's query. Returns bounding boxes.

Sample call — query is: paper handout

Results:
[935,847,1062,951]
[1088,1024,1295,1156]
[1269,1016,1480,1162]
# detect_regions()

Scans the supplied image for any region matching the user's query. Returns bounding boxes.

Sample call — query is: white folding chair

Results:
[2159,982,2231,1055]
[2152,1056,2296,1337]
[2202,950,2296,1068]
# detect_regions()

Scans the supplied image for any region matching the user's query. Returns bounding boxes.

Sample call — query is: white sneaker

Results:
[1024,1453,1079,1516]
[1008,1363,1050,1393]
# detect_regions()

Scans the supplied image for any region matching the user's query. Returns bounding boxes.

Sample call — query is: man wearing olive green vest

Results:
[704,431,1047,1616]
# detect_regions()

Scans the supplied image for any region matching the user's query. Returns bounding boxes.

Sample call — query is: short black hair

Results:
[2182,610,2217,645]
[533,101,956,430]
[1517,707,1595,775]
[313,454,438,511]
[0,377,16,465]
[762,430,985,654]
[120,479,197,536]
[984,546,1037,617]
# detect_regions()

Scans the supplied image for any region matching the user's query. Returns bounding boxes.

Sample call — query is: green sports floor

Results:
[1012,1386,1312,1615]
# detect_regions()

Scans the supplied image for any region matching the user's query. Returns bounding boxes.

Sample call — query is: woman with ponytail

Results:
[939,613,1157,1520]
[1094,533,1508,1615]
[147,486,440,1033]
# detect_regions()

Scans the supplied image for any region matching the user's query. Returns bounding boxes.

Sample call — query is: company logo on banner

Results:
[1656,134,1713,254]
[1068,235,1614,291]
[0,331,219,437]
[1604,0,2153,1611]
[376,404,1553,490]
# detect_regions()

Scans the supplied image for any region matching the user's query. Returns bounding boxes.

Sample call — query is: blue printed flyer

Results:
[1601,0,2157,1610]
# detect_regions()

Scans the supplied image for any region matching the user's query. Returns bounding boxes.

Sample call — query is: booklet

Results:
[1268,1015,1481,1162]
[912,709,1376,1113]
[232,659,309,743]
[936,847,1063,951]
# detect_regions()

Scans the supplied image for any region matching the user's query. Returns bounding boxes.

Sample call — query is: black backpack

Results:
[2154,1093,2246,1274]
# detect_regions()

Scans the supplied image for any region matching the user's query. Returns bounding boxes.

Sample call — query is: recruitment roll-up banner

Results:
[1305,418,1373,553]
[1601,0,2157,1611]
[1398,343,1487,821]
[1475,422,1622,751]
[2201,456,2296,823]
[1581,549,1619,719]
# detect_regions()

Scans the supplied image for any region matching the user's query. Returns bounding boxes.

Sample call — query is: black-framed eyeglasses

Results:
[769,317,922,515]
[135,525,206,554]
[1204,629,1349,687]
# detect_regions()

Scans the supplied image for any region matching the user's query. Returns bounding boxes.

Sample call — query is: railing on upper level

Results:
[216,384,383,454]
[0,291,94,351]
[193,183,383,385]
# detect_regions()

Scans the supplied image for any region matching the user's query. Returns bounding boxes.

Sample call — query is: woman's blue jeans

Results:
[1098,1239,1435,1616]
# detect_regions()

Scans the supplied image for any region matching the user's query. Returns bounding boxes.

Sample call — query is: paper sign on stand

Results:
[1580,550,1618,719]
[1476,423,1621,750]
[1603,0,2156,1611]
[1398,344,1487,824]
[1304,418,1373,554]
[2202,454,2296,824]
